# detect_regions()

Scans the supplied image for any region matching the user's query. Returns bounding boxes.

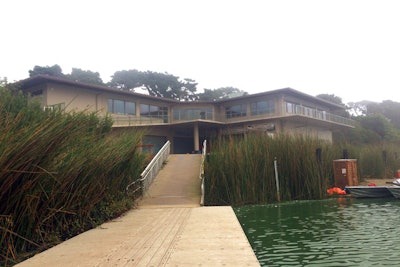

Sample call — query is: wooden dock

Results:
[16,155,260,266]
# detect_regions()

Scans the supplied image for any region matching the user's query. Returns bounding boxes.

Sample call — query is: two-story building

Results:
[18,75,354,154]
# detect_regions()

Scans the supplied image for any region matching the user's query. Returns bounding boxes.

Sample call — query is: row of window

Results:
[286,102,327,120]
[108,98,216,122]
[108,99,282,121]
[108,99,136,115]
[225,100,275,118]
[108,99,167,116]
[173,108,213,120]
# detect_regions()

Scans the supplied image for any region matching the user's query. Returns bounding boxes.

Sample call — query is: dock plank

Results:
[16,154,260,266]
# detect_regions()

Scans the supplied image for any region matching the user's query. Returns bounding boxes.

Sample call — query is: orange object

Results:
[327,187,346,195]
[396,170,400,178]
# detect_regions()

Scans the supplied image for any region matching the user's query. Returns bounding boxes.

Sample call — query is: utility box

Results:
[333,159,358,188]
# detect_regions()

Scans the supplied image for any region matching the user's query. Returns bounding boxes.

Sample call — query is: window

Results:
[44,103,65,112]
[304,106,315,117]
[226,104,246,118]
[286,102,295,113]
[108,99,136,115]
[173,108,212,120]
[140,104,168,122]
[316,110,326,120]
[250,100,275,115]
[125,102,136,115]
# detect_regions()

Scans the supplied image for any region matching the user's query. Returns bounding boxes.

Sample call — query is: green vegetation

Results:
[0,86,146,265]
[204,134,400,206]
[26,64,244,101]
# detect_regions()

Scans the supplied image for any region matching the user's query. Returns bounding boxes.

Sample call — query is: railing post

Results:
[126,140,170,195]
[200,140,207,206]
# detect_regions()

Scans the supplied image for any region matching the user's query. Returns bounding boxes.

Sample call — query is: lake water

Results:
[235,198,400,266]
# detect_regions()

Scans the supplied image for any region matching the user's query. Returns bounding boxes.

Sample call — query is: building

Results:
[18,75,354,154]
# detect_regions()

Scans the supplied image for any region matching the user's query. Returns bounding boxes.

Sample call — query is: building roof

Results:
[17,75,178,103]
[17,75,346,109]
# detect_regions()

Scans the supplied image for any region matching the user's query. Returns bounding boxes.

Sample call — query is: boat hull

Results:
[387,186,400,198]
[345,186,393,198]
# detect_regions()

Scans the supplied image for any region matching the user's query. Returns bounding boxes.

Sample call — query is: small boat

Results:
[345,186,393,198]
[387,186,400,198]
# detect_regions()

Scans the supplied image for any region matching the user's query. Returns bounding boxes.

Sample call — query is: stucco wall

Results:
[46,82,101,113]
[282,120,333,142]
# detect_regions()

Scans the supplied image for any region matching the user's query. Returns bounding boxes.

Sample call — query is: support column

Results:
[194,123,200,152]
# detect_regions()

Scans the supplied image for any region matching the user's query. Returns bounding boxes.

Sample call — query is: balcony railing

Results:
[111,115,168,126]
[286,105,355,127]
[109,104,355,128]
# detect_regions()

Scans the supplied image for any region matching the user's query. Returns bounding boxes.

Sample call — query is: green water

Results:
[235,198,400,266]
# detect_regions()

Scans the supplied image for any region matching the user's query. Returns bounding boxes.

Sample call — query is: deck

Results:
[16,154,260,266]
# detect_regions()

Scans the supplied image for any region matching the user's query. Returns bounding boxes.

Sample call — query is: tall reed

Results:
[0,88,146,265]
[206,133,345,206]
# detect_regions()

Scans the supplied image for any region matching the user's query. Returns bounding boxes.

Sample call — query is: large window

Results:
[287,101,326,120]
[108,99,136,115]
[304,106,315,117]
[286,102,296,114]
[250,100,275,115]
[140,104,168,123]
[226,104,246,118]
[173,108,212,120]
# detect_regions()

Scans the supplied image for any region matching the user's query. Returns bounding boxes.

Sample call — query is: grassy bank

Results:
[0,88,146,265]
[204,133,400,206]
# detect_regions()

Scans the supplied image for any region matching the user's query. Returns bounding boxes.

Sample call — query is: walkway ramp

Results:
[139,154,202,207]
[16,154,260,266]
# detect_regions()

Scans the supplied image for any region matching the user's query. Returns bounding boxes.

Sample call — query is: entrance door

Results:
[173,137,194,154]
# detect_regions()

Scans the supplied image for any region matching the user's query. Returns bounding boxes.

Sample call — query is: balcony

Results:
[285,104,355,127]
[111,114,168,127]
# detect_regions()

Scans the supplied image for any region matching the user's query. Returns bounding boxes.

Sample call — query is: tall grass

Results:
[0,88,146,265]
[204,133,400,206]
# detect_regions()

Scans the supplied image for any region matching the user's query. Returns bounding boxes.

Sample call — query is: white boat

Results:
[345,186,393,198]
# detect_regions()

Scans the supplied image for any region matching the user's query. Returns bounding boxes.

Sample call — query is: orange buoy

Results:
[327,187,346,195]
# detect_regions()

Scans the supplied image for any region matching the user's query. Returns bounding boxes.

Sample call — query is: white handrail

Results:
[126,140,170,194]
[199,139,207,206]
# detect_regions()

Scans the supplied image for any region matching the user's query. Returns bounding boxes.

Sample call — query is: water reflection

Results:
[235,198,400,266]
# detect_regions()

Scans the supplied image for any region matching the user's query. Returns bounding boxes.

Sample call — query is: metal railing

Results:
[286,104,356,127]
[112,115,168,127]
[126,140,170,195]
[199,139,207,206]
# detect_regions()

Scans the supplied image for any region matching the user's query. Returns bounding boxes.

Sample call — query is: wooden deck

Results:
[16,154,260,266]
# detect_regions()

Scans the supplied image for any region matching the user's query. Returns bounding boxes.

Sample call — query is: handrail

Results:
[199,139,207,206]
[126,140,170,195]
[286,104,356,127]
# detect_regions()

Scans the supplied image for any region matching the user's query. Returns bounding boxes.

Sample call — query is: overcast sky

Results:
[1,0,400,104]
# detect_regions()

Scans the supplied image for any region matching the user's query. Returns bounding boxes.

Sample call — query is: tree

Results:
[366,100,400,129]
[108,69,143,90]
[0,77,7,87]
[66,68,104,85]
[316,93,350,117]
[316,94,343,105]
[347,100,371,116]
[142,71,198,101]
[109,69,198,101]
[29,64,64,77]
[197,87,248,101]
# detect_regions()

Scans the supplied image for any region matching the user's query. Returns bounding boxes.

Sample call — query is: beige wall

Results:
[46,82,101,113]
[34,81,341,144]
[281,120,333,142]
